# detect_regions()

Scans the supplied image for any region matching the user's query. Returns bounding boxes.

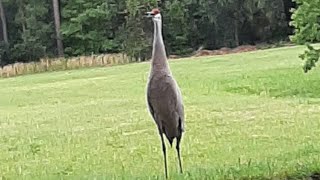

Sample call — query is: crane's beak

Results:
[145,12,155,18]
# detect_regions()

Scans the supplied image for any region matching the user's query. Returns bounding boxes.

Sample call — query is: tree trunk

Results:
[234,19,239,47]
[53,0,64,57]
[283,0,296,22]
[0,0,8,43]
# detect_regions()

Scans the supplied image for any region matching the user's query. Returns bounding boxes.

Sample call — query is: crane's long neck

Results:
[151,19,170,73]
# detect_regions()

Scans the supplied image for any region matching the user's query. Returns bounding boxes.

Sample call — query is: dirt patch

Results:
[194,45,257,57]
[168,55,180,59]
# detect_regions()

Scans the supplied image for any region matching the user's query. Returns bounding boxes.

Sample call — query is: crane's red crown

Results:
[151,8,160,15]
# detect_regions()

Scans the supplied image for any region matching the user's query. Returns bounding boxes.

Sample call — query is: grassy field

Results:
[1,45,320,179]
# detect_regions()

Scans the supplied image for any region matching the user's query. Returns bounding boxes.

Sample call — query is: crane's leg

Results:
[160,132,168,179]
[176,136,183,174]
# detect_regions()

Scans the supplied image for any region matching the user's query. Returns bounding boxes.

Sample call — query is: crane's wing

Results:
[147,95,155,120]
[146,79,156,121]
[175,82,185,133]
[163,74,185,133]
[147,74,185,133]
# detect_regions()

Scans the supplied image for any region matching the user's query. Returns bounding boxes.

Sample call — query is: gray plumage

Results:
[145,9,185,178]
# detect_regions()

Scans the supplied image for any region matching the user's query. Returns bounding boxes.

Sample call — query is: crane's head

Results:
[146,8,161,22]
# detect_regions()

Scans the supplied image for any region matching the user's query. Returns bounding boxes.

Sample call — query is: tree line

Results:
[0,0,296,66]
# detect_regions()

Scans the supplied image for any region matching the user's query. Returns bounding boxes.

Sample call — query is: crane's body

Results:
[147,72,184,143]
[145,8,185,178]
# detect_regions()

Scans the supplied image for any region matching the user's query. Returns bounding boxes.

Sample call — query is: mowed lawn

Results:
[1,45,320,179]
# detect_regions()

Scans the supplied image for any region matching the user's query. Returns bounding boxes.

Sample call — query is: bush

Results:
[290,0,320,72]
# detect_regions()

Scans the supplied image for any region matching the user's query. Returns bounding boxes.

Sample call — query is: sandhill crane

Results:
[145,8,185,178]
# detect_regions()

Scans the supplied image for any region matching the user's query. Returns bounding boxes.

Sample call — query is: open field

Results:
[1,45,320,179]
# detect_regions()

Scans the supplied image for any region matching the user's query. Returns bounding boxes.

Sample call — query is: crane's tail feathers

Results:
[168,139,173,147]
[178,117,185,133]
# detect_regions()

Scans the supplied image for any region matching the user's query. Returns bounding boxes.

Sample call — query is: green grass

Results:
[1,45,320,179]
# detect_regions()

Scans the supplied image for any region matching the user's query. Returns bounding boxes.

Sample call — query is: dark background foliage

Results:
[0,0,313,67]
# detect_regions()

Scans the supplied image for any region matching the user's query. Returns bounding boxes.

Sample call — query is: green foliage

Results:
[290,0,320,72]
[60,0,119,56]
[163,0,191,55]
[11,0,53,62]
[299,44,320,73]
[0,0,293,65]
[0,41,9,66]
[122,0,157,61]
